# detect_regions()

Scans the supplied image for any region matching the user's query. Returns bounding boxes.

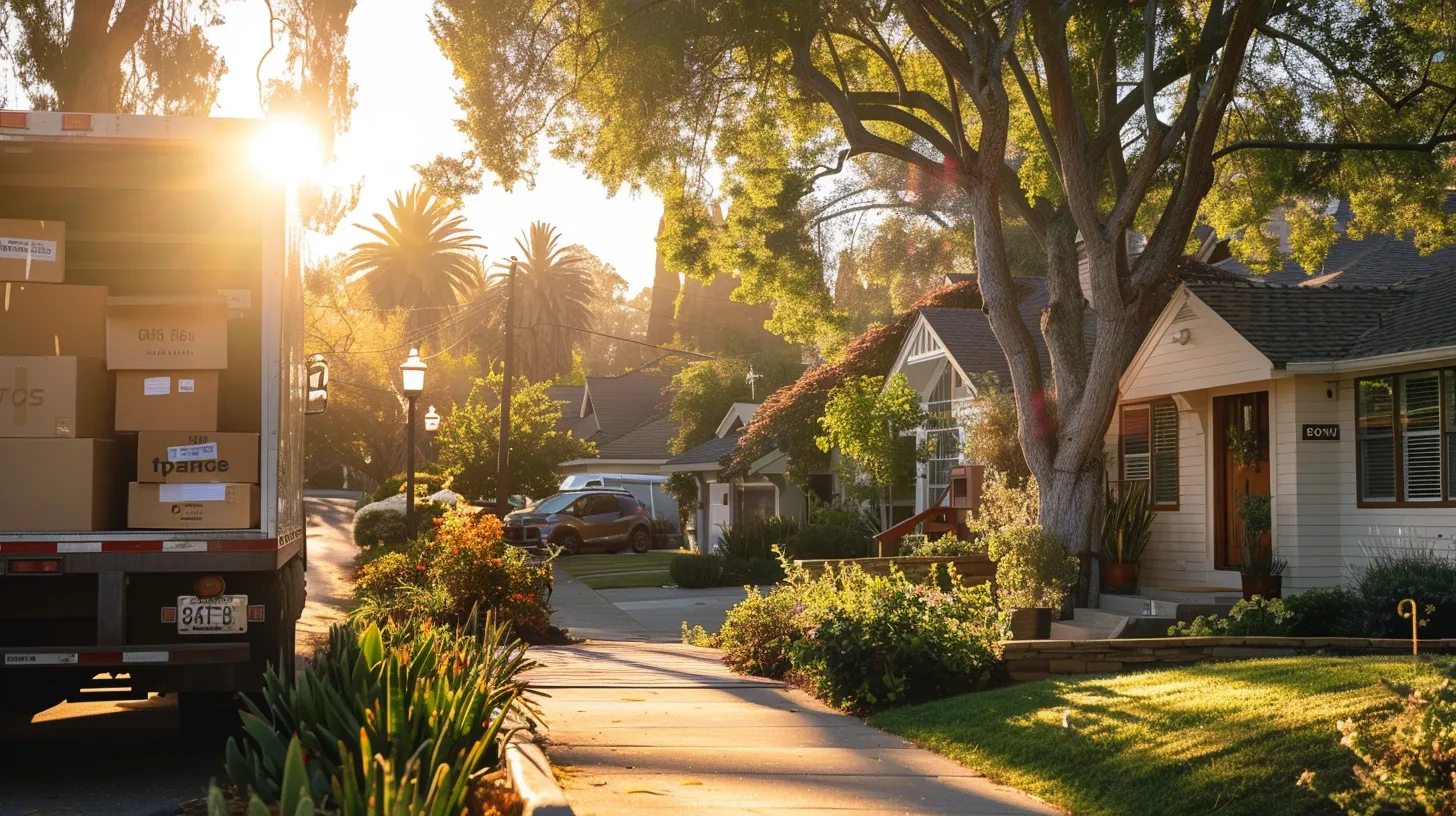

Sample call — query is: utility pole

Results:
[495,257,518,516]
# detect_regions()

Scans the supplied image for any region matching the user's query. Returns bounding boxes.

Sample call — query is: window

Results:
[1357,369,1456,504]
[1121,401,1179,508]
[924,365,963,503]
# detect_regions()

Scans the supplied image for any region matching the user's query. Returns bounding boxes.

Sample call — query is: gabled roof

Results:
[1182,271,1456,366]
[544,385,585,434]
[595,415,676,459]
[579,370,674,443]
[662,432,742,472]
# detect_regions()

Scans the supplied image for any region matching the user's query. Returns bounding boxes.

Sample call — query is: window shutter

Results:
[1121,406,1150,481]
[1152,402,1179,505]
[1402,372,1443,500]
[1358,378,1396,501]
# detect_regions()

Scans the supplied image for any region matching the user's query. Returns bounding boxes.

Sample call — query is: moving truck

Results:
[0,112,328,729]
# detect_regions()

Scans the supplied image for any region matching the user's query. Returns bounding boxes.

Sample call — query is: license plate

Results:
[177,595,247,634]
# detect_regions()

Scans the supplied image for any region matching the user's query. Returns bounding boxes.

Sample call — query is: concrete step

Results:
[1099,594,1177,618]
[1050,618,1114,641]
[1097,592,1237,624]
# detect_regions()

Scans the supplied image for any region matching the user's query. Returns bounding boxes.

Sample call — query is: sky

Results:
[209,0,664,293]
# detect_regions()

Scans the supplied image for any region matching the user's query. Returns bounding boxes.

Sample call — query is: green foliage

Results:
[350,511,554,640]
[352,509,409,549]
[959,372,1033,485]
[1354,549,1456,638]
[436,375,596,501]
[721,556,787,587]
[207,736,319,815]
[816,373,927,524]
[966,472,1039,537]
[717,517,799,562]
[714,585,801,679]
[1324,669,1456,815]
[669,552,725,588]
[369,468,451,503]
[1237,492,1284,576]
[1101,483,1154,565]
[666,353,799,472]
[1169,596,1294,637]
[1285,588,1368,638]
[900,534,985,558]
[984,525,1078,610]
[786,564,1005,711]
[225,612,534,811]
[787,502,877,560]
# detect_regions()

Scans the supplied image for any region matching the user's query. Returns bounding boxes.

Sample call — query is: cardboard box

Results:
[0,439,116,531]
[107,296,229,370]
[115,371,218,432]
[128,482,258,529]
[0,219,65,282]
[0,282,108,358]
[136,431,259,484]
[0,356,111,438]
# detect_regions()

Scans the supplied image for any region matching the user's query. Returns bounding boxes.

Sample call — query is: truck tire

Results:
[556,531,583,556]
[273,557,303,681]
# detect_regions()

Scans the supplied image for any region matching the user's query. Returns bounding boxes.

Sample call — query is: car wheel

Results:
[630,527,651,554]
[557,531,583,556]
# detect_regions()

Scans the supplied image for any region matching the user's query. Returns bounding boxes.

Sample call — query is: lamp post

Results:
[496,257,518,516]
[400,348,427,528]
[424,405,440,460]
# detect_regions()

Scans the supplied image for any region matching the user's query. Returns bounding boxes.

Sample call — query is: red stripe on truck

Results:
[0,539,279,554]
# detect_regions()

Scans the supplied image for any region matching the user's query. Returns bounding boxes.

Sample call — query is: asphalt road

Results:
[0,495,359,816]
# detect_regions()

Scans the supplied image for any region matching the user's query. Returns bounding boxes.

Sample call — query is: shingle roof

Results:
[544,385,584,434]
[1187,272,1456,364]
[663,432,742,467]
[595,416,677,459]
[915,278,1096,384]
[581,371,674,443]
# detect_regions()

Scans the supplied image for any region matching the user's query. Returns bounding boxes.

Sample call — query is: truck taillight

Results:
[7,559,62,574]
[0,111,27,129]
[61,113,91,131]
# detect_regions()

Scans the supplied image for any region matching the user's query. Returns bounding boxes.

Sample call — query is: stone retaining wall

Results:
[792,555,995,587]
[1003,637,1456,682]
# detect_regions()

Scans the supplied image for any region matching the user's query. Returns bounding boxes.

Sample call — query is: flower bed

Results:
[791,554,995,588]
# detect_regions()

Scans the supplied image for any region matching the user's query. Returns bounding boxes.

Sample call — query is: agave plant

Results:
[225,607,538,811]
[1101,482,1154,565]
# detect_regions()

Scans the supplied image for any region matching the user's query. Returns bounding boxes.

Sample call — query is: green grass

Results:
[872,656,1453,816]
[555,551,677,590]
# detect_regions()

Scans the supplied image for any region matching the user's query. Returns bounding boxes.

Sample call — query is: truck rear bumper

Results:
[1,643,250,667]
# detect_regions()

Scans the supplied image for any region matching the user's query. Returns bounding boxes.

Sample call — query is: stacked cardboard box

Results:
[110,295,256,529]
[0,220,119,531]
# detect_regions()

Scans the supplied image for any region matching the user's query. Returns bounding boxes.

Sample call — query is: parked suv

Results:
[503,488,654,554]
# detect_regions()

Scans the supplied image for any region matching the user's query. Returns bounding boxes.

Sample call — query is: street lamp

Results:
[400,348,427,528]
[424,405,441,461]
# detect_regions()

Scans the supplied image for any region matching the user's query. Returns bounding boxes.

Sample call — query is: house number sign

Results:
[1302,424,1341,441]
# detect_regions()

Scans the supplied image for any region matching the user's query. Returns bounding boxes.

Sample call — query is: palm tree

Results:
[345,185,485,344]
[487,222,595,382]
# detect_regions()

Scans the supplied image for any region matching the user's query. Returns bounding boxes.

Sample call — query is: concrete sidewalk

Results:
[532,572,1057,815]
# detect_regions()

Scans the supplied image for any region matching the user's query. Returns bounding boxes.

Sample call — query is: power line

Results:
[514,321,719,360]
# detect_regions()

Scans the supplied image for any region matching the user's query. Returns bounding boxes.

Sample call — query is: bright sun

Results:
[251,119,324,184]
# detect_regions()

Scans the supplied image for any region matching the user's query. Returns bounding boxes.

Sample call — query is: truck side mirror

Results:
[305,354,329,415]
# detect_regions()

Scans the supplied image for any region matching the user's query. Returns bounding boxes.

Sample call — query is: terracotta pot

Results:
[1101,562,1140,595]
[1240,573,1283,601]
[1008,607,1054,640]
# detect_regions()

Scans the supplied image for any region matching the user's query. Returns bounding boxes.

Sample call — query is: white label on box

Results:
[168,442,218,462]
[178,378,195,393]
[159,483,228,502]
[143,376,171,396]
[0,236,57,262]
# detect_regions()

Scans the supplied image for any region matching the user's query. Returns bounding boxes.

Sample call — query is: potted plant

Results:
[985,524,1080,640]
[1227,425,1263,471]
[1235,491,1284,598]
[1100,482,1154,594]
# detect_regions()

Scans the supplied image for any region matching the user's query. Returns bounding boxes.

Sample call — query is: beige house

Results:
[1107,270,1456,592]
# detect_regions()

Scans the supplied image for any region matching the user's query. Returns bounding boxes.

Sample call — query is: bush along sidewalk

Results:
[220,609,536,814]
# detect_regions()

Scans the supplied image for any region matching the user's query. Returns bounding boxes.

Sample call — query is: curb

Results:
[506,729,575,816]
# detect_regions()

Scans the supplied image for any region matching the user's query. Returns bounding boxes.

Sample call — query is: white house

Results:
[1107,268,1456,591]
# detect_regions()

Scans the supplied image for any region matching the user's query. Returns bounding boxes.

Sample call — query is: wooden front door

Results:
[1213,391,1270,569]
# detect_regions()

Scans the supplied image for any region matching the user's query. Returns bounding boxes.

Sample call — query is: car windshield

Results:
[531,492,582,515]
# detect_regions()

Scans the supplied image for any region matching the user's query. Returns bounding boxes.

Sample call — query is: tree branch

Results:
[1212,132,1456,160]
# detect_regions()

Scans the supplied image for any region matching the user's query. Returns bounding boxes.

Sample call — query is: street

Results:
[0,496,358,816]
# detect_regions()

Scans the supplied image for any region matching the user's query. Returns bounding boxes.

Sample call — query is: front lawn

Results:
[872,656,1453,816]
[555,551,677,589]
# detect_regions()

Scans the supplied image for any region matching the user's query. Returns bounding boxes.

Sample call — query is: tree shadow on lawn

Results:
[868,659,1444,816]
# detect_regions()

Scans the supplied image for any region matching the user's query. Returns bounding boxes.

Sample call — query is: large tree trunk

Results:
[1038,458,1105,608]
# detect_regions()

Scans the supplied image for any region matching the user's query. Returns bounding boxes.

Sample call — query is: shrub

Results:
[715,586,801,678]
[721,556,786,586]
[1101,482,1153,564]
[787,503,876,560]
[350,510,553,640]
[717,516,800,561]
[984,524,1078,609]
[900,533,984,557]
[1324,668,1456,815]
[790,565,1005,710]
[225,612,535,811]
[353,509,410,548]
[670,552,724,588]
[369,469,451,503]
[1354,548,1456,639]
[1285,587,1366,637]
[1168,596,1293,636]
[967,471,1038,536]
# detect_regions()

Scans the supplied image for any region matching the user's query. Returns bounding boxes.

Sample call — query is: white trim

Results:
[714,402,759,438]
[661,460,719,473]
[1119,286,1190,394]
[886,313,972,393]
[1285,345,1456,374]
[560,458,668,466]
